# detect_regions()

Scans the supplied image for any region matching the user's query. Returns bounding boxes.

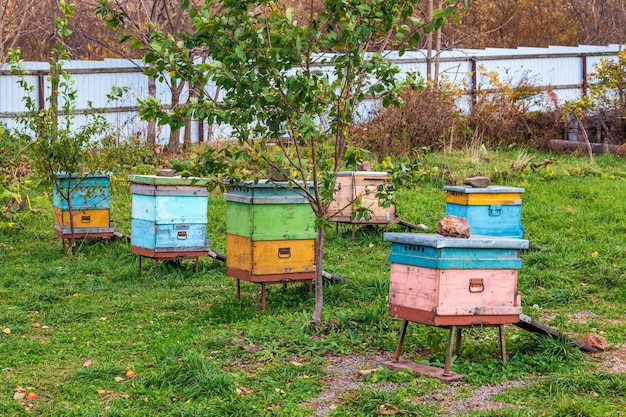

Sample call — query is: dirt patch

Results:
[302,352,530,416]
[597,344,626,374]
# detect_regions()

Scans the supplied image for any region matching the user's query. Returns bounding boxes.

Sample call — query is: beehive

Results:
[52,172,114,239]
[129,174,210,261]
[224,181,316,309]
[328,171,396,225]
[444,185,525,238]
[384,233,528,326]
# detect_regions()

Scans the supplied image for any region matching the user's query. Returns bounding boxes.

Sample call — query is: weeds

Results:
[1,150,626,415]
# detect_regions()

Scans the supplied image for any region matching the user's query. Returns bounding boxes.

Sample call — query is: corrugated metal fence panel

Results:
[1,45,625,143]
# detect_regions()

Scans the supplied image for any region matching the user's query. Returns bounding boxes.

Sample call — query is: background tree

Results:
[0,0,46,63]
[10,1,110,256]
[96,0,207,150]
[131,0,462,323]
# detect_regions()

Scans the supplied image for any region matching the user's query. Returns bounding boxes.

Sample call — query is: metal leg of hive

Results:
[138,256,142,274]
[308,279,313,293]
[236,279,241,300]
[392,320,409,362]
[260,283,267,311]
[443,326,456,376]
[155,259,159,274]
[352,224,356,240]
[455,328,463,354]
[282,280,288,291]
[195,257,199,273]
[499,324,507,364]
[336,222,338,234]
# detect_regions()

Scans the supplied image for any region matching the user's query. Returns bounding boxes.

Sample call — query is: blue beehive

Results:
[129,174,210,260]
[443,185,525,238]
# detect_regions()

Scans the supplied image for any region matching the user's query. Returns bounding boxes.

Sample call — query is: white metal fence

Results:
[0,44,623,145]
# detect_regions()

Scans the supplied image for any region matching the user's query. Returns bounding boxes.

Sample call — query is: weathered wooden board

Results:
[53,208,111,229]
[328,171,396,224]
[131,219,209,251]
[53,174,111,210]
[380,360,464,383]
[225,201,316,240]
[226,234,316,275]
[131,194,208,224]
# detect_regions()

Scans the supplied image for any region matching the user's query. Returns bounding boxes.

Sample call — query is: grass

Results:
[1,148,626,415]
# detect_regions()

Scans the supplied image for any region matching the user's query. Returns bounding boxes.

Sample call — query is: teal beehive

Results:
[129,174,211,271]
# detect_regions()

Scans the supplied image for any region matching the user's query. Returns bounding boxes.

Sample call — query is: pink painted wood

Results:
[389,263,521,324]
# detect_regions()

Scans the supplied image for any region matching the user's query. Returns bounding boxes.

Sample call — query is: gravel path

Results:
[301,352,530,416]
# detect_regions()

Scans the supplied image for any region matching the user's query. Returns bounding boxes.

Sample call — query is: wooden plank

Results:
[380,360,464,383]
[438,269,518,310]
[389,263,438,310]
[54,208,111,229]
[226,201,316,240]
[515,314,601,353]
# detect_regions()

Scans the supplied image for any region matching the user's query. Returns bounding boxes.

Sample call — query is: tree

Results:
[127,0,461,323]
[10,1,110,256]
[0,0,41,63]
[95,0,209,149]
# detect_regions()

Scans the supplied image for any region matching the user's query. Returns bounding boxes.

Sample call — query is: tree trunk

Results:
[311,224,325,324]
[168,83,182,153]
[146,77,156,145]
[425,0,433,83]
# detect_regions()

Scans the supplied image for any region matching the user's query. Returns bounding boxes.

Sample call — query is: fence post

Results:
[470,56,477,116]
[581,53,588,97]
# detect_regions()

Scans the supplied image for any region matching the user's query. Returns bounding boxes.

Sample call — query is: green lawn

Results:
[1,149,625,416]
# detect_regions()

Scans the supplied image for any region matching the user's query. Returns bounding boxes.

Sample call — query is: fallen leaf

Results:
[96,389,106,395]
[99,317,107,321]
[83,360,93,368]
[369,243,374,248]
[24,392,37,401]
[375,403,402,415]
[31,323,41,328]
[16,386,25,393]
[41,340,50,345]
[125,370,136,379]
[114,377,125,383]
[592,251,599,258]
[2,328,10,335]
[13,392,25,400]
[236,386,252,395]
[290,360,304,367]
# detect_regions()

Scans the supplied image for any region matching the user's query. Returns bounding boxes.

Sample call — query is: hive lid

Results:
[55,171,112,179]
[384,233,529,249]
[443,185,525,194]
[336,171,389,177]
[128,174,211,186]
[224,179,313,204]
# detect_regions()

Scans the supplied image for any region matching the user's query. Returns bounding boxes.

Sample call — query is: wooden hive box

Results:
[328,171,396,224]
[224,180,316,282]
[444,185,525,239]
[129,174,210,259]
[384,233,528,326]
[52,173,114,239]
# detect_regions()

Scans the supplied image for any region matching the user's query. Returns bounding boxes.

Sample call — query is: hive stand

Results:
[386,320,507,382]
[232,273,314,311]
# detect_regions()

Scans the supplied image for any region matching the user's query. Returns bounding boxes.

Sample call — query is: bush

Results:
[351,84,460,160]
